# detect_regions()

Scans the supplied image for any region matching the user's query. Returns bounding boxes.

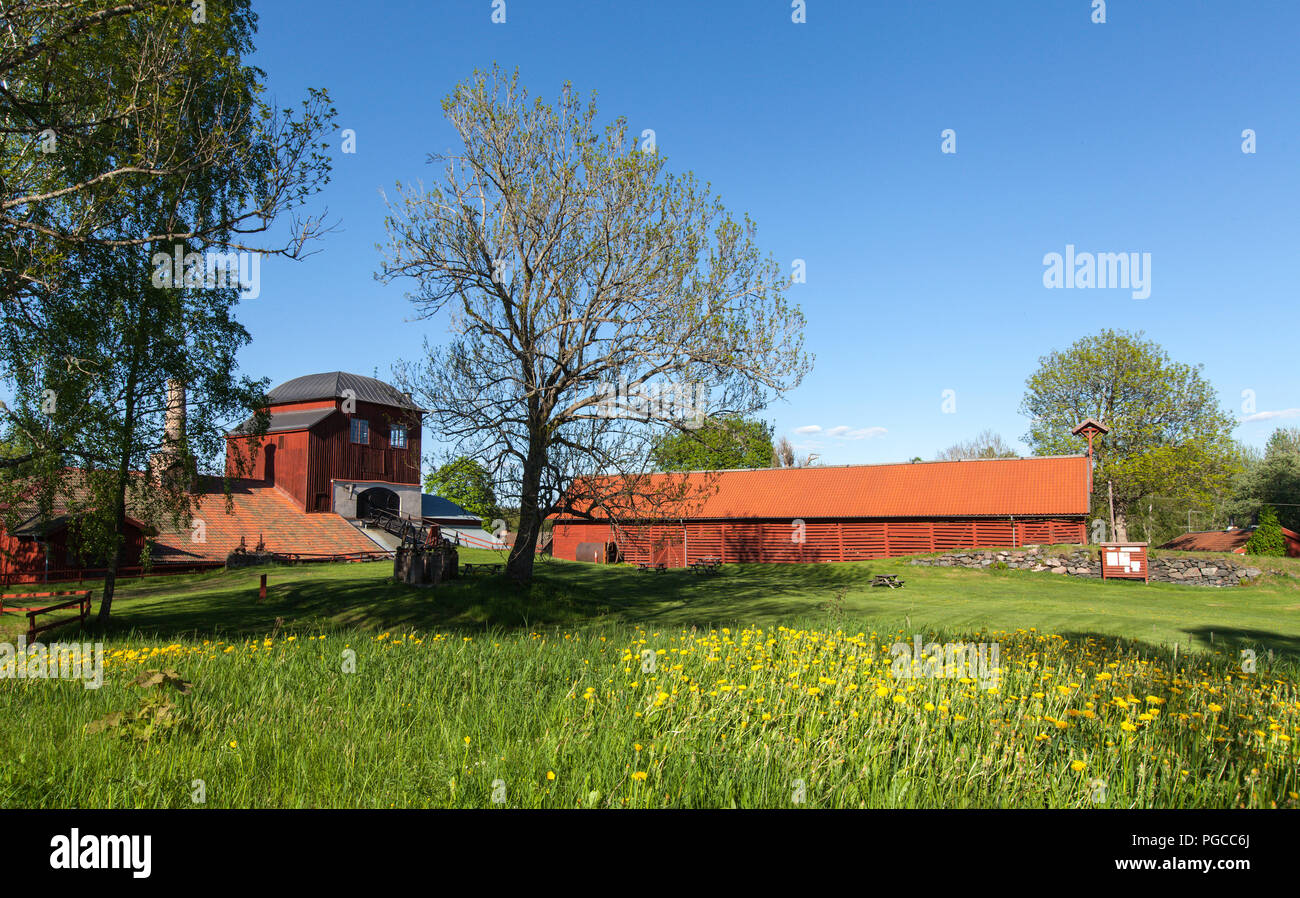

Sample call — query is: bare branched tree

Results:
[379,67,810,582]
[935,429,1020,461]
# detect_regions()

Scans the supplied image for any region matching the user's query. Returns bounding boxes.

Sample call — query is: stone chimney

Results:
[153,379,196,491]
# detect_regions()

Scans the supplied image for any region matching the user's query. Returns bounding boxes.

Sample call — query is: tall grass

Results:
[2,619,1296,808]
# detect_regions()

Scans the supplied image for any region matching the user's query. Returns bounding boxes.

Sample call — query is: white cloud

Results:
[821,425,887,441]
[793,425,822,434]
[1240,408,1300,423]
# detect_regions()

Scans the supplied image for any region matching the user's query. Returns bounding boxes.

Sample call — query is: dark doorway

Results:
[264,444,275,483]
[357,487,400,519]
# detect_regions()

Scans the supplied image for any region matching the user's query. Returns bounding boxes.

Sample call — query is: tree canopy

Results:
[651,417,774,472]
[424,457,500,522]
[1225,428,1300,532]
[1020,329,1238,542]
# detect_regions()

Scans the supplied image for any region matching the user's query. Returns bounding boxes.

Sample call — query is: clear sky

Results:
[240,0,1299,466]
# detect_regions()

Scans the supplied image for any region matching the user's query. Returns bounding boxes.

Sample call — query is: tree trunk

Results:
[1113,510,1129,543]
[97,334,142,626]
[506,435,546,583]
[96,463,131,625]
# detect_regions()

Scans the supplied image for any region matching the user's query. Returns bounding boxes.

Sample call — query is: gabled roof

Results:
[561,455,1092,521]
[267,372,423,411]
[1071,418,1110,436]
[228,406,336,437]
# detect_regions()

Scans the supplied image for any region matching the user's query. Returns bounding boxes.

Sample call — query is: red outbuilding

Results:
[553,454,1091,566]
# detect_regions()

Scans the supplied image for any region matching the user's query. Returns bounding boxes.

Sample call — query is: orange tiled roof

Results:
[151,479,381,561]
[561,455,1091,521]
[1158,526,1300,555]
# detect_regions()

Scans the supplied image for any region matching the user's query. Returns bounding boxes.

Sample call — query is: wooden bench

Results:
[636,562,668,573]
[870,575,905,589]
[0,590,94,640]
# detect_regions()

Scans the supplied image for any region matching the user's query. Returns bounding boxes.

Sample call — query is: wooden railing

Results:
[0,589,94,640]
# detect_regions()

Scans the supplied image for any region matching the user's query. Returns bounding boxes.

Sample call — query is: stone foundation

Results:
[908,546,1263,587]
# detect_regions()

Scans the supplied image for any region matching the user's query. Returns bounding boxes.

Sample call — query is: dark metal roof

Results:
[421,494,482,522]
[267,372,423,411]
[229,406,336,436]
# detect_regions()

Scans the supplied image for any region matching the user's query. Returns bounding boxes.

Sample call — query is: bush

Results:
[1244,506,1286,557]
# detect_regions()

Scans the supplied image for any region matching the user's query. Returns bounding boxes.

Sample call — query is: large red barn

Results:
[553,455,1091,566]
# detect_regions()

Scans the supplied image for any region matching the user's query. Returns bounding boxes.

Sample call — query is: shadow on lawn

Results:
[90,559,886,640]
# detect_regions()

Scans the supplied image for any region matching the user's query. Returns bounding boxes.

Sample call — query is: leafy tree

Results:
[1020,329,1238,541]
[379,67,809,582]
[651,417,774,472]
[0,1,335,622]
[1225,428,1300,532]
[936,429,1019,461]
[0,0,335,337]
[424,457,499,521]
[1244,505,1286,556]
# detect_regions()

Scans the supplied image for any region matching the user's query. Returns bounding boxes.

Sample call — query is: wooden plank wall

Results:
[226,400,422,512]
[306,401,422,511]
[552,518,1087,566]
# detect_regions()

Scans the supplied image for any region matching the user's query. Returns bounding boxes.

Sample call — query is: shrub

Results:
[1244,506,1287,557]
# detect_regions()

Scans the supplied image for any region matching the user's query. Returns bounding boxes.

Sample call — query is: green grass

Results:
[2,551,1298,808]
[5,547,1298,656]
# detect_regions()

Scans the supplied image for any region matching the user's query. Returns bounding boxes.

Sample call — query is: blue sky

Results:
[241,0,1300,466]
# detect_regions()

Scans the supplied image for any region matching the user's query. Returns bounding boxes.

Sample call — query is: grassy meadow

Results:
[2,549,1299,808]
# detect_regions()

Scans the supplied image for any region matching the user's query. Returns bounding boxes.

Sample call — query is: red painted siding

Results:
[307,400,421,510]
[553,518,1086,566]
[225,399,421,512]
[0,520,146,585]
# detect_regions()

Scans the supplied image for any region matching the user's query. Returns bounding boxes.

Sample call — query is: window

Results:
[390,425,407,449]
[350,418,369,445]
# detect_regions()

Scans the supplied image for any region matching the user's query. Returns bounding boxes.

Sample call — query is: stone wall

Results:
[907,546,1263,587]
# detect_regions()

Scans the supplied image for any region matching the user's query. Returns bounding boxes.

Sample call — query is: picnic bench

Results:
[0,590,95,640]
[636,561,668,573]
[689,556,722,574]
[870,575,905,589]
[461,562,504,575]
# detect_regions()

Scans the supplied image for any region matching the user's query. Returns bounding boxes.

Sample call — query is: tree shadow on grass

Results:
[90,559,884,640]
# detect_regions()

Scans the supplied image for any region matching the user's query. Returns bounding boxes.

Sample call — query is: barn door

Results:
[651,529,684,568]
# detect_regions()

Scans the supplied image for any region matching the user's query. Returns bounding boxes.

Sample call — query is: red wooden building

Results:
[553,455,1091,566]
[225,371,425,518]
[0,509,149,585]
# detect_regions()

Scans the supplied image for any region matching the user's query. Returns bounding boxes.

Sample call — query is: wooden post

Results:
[259,573,267,599]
